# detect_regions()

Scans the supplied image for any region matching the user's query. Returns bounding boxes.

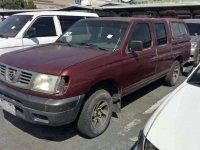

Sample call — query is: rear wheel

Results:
[164,60,180,86]
[77,89,112,138]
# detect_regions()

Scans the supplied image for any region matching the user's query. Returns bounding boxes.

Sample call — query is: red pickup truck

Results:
[0,17,190,138]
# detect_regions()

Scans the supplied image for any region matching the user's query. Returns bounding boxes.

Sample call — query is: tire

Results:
[77,89,112,138]
[164,60,181,86]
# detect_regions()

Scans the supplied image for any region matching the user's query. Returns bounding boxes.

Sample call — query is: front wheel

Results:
[77,89,112,138]
[164,60,180,86]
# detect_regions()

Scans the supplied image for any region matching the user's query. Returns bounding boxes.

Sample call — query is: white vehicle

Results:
[0,11,98,55]
[134,66,200,150]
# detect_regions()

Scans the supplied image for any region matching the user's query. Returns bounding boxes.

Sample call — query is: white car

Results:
[134,66,200,150]
[0,11,98,55]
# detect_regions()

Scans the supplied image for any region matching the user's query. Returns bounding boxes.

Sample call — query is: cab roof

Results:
[14,11,98,17]
[86,17,184,23]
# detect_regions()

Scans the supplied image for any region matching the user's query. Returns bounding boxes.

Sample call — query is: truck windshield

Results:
[188,66,200,87]
[0,15,32,38]
[57,20,130,51]
[186,23,200,36]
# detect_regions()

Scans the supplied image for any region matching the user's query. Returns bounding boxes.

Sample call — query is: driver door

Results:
[122,22,157,95]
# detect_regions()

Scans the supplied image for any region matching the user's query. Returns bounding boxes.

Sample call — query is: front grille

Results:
[19,71,32,85]
[0,63,35,89]
[0,64,6,77]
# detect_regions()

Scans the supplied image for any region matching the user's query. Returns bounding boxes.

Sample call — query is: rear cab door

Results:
[22,16,60,48]
[121,20,158,95]
[153,20,173,74]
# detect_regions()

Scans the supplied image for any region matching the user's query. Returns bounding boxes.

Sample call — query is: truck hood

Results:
[146,83,200,150]
[0,44,107,75]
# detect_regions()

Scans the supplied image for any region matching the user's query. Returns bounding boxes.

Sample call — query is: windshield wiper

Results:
[75,42,108,51]
[56,41,74,47]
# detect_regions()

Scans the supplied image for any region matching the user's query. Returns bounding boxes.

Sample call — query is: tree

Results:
[26,0,36,9]
[0,0,37,9]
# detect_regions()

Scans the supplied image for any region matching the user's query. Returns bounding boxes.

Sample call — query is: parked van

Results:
[0,11,98,55]
[184,19,200,66]
[0,17,190,138]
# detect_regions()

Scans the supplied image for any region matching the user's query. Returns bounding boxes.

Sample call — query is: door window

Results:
[155,23,167,45]
[171,22,188,39]
[26,17,56,37]
[58,16,84,33]
[130,23,152,49]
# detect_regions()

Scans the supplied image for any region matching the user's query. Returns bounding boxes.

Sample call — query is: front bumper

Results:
[189,48,199,62]
[0,81,85,126]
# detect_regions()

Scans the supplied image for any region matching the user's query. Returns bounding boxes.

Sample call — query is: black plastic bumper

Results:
[0,81,85,126]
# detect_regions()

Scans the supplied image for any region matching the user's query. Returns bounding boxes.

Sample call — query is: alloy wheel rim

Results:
[91,100,109,129]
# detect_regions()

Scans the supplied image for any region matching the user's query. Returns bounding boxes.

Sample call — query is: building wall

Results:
[81,0,108,6]
[33,0,109,8]
[33,0,75,8]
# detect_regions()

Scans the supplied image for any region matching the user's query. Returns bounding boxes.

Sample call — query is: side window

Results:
[58,16,84,33]
[155,23,167,45]
[130,23,152,49]
[171,23,180,38]
[171,22,188,39]
[179,23,188,36]
[27,17,56,37]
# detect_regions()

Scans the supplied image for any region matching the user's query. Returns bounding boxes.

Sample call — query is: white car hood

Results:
[0,37,23,55]
[146,83,200,150]
[0,37,7,42]
[0,37,17,47]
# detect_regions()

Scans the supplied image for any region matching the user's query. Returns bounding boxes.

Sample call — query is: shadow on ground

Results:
[121,79,164,109]
[3,111,78,142]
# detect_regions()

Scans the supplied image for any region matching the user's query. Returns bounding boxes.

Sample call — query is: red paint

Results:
[0,18,190,99]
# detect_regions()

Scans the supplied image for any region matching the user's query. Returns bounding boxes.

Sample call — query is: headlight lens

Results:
[32,73,59,94]
[191,42,198,49]
[144,139,158,150]
[136,130,158,150]
[137,130,145,150]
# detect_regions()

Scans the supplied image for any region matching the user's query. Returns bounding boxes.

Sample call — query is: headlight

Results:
[144,139,158,150]
[137,130,145,150]
[32,73,59,94]
[191,42,198,49]
[136,130,158,150]
[31,73,69,95]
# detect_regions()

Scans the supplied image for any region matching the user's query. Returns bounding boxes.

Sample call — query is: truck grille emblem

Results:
[8,70,17,81]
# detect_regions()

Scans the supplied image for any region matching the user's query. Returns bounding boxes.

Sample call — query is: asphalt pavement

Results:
[0,76,186,150]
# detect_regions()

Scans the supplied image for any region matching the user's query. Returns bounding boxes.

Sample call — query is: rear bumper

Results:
[0,81,85,126]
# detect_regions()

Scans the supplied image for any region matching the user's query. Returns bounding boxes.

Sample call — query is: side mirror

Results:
[128,40,143,53]
[24,27,36,38]
[182,65,193,77]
